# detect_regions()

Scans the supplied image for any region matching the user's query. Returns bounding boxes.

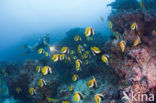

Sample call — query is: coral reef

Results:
[108,0,156,15]
[0,2,156,103]
[107,10,156,102]
[0,28,121,103]
[107,0,140,13]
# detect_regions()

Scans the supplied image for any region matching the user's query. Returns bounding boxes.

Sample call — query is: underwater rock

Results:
[107,0,140,13]
[107,9,156,103]
[3,59,60,103]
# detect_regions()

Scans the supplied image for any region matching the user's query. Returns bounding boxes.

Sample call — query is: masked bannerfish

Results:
[61,47,69,54]
[46,97,58,103]
[131,22,137,30]
[85,60,89,65]
[81,55,85,60]
[109,21,113,30]
[134,36,141,47]
[120,40,126,52]
[78,45,84,54]
[72,56,77,60]
[101,55,109,65]
[16,87,22,94]
[36,66,42,73]
[72,74,79,82]
[84,51,89,59]
[152,30,156,36]
[39,79,46,87]
[41,66,52,76]
[74,35,81,42]
[52,54,60,62]
[29,88,36,96]
[74,92,83,102]
[69,85,74,92]
[94,94,105,103]
[75,59,82,71]
[85,27,95,37]
[45,52,50,57]
[91,46,101,55]
[70,50,75,55]
[62,101,70,103]
[88,77,97,88]
[37,48,44,54]
[60,54,66,61]
[140,0,144,9]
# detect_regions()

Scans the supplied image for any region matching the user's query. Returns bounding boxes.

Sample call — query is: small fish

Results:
[91,46,101,55]
[45,52,50,57]
[140,0,144,9]
[101,55,109,65]
[72,74,79,82]
[83,43,87,47]
[60,54,66,61]
[29,88,36,96]
[133,36,141,47]
[81,55,85,60]
[84,51,89,59]
[52,54,60,62]
[88,77,97,88]
[75,59,82,71]
[109,21,113,29]
[152,30,156,36]
[86,37,93,41]
[62,101,70,103]
[46,97,58,103]
[74,35,81,42]
[138,31,141,35]
[115,32,119,39]
[36,66,41,73]
[131,22,137,30]
[16,87,22,94]
[85,27,95,37]
[0,88,7,94]
[67,57,71,61]
[38,48,44,54]
[70,50,75,55]
[39,79,46,87]
[41,66,52,76]
[100,16,104,21]
[69,85,74,92]
[1,69,5,73]
[94,94,104,103]
[85,60,89,65]
[74,92,83,102]
[120,40,126,52]
[78,45,84,54]
[72,56,77,60]
[61,47,69,54]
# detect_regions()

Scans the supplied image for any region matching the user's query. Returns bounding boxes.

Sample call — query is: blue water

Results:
[0,0,114,63]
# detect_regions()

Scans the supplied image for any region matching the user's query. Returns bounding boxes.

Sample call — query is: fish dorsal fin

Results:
[79,92,83,100]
